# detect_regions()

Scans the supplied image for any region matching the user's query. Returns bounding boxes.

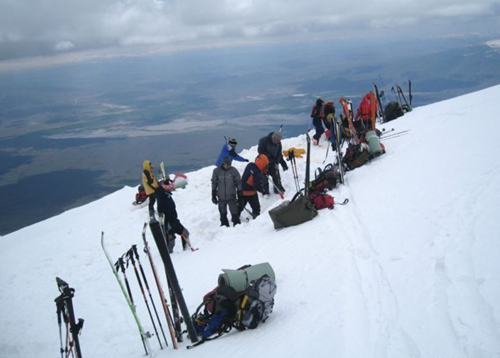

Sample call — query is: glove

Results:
[281,160,288,171]
[212,190,218,205]
[245,158,249,162]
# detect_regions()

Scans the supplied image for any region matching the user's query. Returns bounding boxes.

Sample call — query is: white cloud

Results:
[55,40,75,51]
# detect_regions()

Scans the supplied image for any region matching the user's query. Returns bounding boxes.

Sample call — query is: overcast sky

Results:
[1,0,499,66]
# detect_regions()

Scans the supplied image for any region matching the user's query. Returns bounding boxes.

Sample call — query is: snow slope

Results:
[1,85,500,358]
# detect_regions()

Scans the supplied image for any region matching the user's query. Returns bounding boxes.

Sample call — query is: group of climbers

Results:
[138,92,382,241]
[211,134,286,227]
[310,93,379,147]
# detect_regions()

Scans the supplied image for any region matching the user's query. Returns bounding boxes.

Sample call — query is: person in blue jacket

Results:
[215,138,249,167]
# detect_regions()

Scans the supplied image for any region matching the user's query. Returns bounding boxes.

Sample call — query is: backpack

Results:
[235,275,277,331]
[384,102,404,121]
[190,275,277,348]
[309,163,339,192]
[308,192,335,210]
[191,285,242,342]
[135,185,148,204]
[342,143,370,170]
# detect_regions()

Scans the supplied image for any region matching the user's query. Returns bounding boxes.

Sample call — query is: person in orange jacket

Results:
[240,154,269,219]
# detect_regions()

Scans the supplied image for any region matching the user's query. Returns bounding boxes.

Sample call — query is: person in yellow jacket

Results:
[142,160,159,219]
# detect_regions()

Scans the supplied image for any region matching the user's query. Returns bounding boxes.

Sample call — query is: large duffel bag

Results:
[268,192,317,230]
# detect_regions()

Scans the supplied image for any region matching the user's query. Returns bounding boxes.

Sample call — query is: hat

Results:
[228,138,237,146]
[222,156,231,167]
[255,154,269,172]
[316,98,325,106]
[272,131,282,143]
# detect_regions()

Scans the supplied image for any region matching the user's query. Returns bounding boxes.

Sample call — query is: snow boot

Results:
[220,215,230,227]
[167,233,176,253]
[232,214,241,227]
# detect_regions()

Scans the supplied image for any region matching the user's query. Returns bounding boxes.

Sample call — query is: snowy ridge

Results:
[1,84,500,358]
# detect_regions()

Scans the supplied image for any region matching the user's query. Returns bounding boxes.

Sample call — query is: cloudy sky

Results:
[1,0,499,65]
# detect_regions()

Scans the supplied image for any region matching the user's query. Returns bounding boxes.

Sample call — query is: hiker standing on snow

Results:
[310,98,325,146]
[142,160,160,219]
[215,138,249,167]
[257,131,287,194]
[354,93,374,138]
[241,154,269,219]
[211,156,242,227]
[157,180,190,252]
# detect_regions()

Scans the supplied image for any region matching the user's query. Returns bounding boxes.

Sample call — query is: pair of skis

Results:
[339,97,359,145]
[102,223,199,353]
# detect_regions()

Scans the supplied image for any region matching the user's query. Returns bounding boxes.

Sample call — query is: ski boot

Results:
[231,214,241,227]
[220,215,230,227]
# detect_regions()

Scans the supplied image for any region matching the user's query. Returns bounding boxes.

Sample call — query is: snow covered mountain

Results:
[1,84,500,358]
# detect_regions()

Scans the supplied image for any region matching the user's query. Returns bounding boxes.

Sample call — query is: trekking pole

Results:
[55,291,66,358]
[116,256,134,304]
[127,247,165,349]
[141,223,179,349]
[288,151,300,193]
[55,278,84,358]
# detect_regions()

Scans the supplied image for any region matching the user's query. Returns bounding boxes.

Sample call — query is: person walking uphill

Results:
[241,154,269,219]
[310,98,325,145]
[215,138,249,167]
[142,160,159,220]
[156,180,190,252]
[257,131,288,194]
[211,156,242,227]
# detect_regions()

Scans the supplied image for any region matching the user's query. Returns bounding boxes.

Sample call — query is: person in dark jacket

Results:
[212,156,242,227]
[142,160,159,219]
[310,98,325,146]
[215,138,249,167]
[257,131,288,194]
[156,180,190,252]
[240,154,269,219]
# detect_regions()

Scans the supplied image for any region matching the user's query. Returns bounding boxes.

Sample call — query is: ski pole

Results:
[131,245,170,348]
[55,290,66,358]
[288,151,300,193]
[270,179,285,199]
[141,224,179,349]
[116,256,134,304]
[127,248,165,349]
[379,132,409,141]
[55,278,84,358]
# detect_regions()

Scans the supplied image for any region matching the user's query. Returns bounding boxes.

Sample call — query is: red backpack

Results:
[308,192,335,210]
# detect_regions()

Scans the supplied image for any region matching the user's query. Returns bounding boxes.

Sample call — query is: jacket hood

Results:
[143,160,153,172]
[255,154,269,172]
